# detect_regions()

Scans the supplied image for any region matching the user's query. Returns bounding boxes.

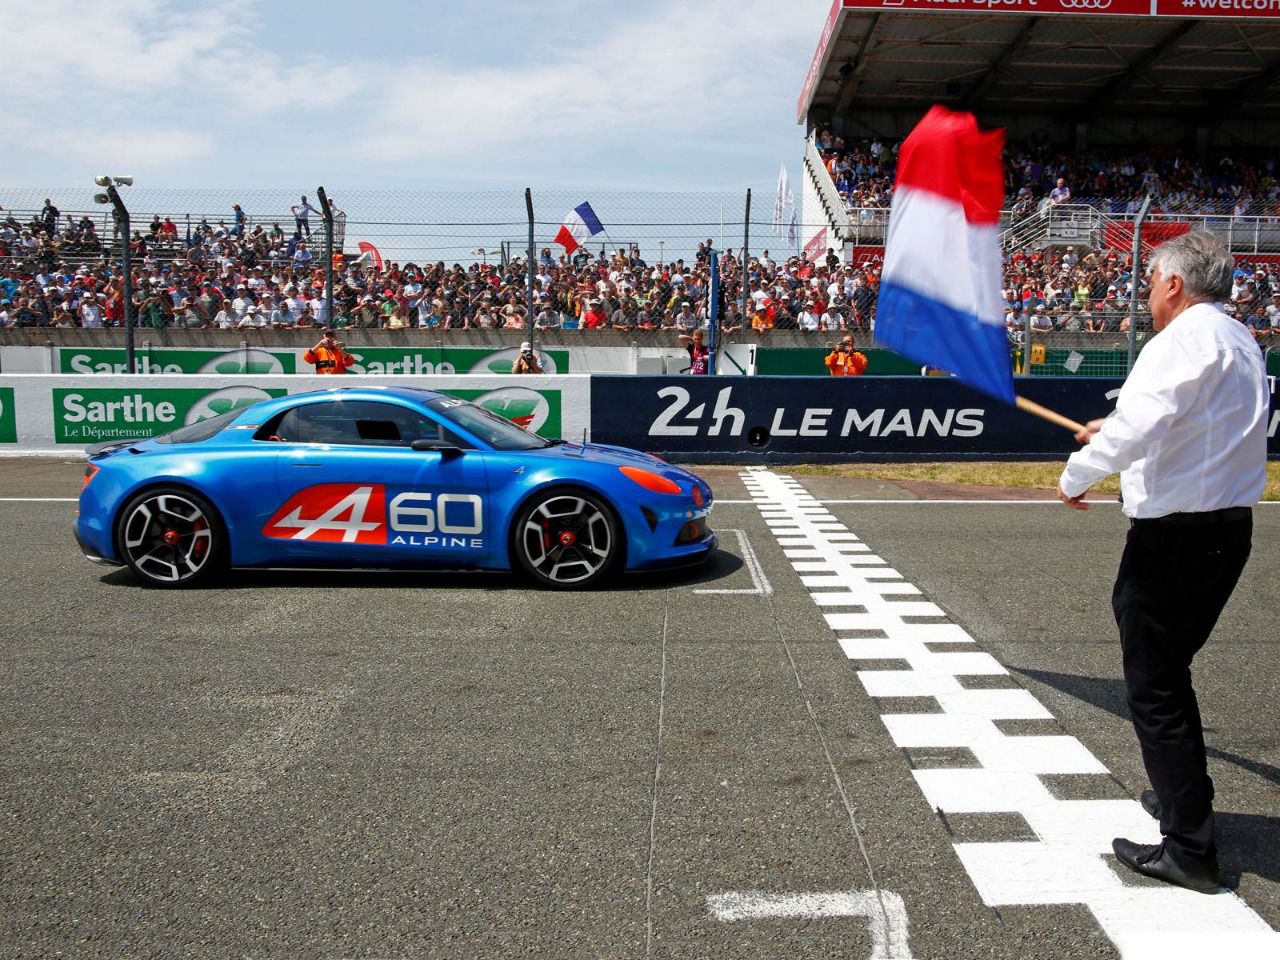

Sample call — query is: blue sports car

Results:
[75,386,716,589]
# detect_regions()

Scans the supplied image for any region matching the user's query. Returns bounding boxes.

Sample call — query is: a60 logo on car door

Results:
[263,483,485,549]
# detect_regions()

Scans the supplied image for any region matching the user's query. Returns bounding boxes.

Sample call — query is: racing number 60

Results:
[388,492,483,535]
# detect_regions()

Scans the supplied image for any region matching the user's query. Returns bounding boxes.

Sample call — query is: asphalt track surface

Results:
[1,459,1277,959]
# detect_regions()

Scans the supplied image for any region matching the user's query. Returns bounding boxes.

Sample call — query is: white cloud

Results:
[350,0,820,185]
[0,0,831,189]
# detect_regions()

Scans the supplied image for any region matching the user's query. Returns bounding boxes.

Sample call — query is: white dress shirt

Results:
[1060,301,1269,518]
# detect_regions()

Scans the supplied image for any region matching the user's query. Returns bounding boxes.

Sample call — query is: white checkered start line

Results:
[725,469,1278,960]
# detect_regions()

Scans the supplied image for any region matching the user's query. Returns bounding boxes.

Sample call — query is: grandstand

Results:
[796,0,1280,258]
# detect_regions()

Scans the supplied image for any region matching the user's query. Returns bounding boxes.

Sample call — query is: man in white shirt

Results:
[1057,231,1267,895]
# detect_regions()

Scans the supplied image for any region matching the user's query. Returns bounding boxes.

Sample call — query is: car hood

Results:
[526,441,701,482]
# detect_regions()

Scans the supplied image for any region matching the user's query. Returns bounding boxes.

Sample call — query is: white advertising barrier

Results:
[0,374,592,455]
[0,343,685,376]
[1,343,753,376]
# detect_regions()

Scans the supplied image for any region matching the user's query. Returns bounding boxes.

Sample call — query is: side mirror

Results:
[411,439,464,457]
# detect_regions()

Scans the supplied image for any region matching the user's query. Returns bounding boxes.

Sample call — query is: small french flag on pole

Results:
[554,201,604,256]
[875,106,1014,404]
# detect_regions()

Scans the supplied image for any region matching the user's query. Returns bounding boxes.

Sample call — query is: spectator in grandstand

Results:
[1049,177,1072,205]
[78,292,103,328]
[291,195,316,238]
[673,301,698,331]
[40,199,59,236]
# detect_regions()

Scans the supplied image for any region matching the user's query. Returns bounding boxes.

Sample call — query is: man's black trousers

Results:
[1111,509,1252,863]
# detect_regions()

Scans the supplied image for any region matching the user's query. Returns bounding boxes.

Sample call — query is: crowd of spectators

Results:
[1,194,1276,342]
[813,129,1280,221]
[0,200,887,335]
[997,243,1279,341]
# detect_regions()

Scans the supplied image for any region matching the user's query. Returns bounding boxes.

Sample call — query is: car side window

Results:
[263,400,448,447]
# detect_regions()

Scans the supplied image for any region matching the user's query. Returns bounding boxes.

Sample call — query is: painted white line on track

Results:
[0,497,78,502]
[719,499,1280,506]
[644,601,670,960]
[708,890,913,959]
[742,469,1280,960]
[694,528,772,595]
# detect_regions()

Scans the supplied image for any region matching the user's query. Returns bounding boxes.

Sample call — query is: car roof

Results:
[234,386,448,424]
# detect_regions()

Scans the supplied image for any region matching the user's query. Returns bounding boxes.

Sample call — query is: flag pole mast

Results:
[1014,395,1086,434]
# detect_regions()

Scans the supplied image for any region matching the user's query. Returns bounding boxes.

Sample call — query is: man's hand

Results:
[1074,417,1106,445]
[1057,485,1089,511]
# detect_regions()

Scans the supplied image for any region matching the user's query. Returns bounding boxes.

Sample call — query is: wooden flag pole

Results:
[1015,395,1087,434]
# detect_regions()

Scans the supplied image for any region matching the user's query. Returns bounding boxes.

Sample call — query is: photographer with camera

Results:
[824,335,868,376]
[512,341,543,374]
[304,328,356,374]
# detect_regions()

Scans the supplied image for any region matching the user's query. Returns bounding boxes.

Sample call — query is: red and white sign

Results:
[263,484,484,545]
[835,0,1280,16]
[804,227,830,264]
[265,484,387,543]
[798,0,847,123]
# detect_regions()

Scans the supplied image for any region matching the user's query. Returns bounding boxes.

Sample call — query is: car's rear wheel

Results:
[512,489,621,589]
[116,486,226,588]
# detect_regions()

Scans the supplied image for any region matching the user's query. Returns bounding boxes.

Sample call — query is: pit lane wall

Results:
[0,375,591,454]
[1,374,1275,460]
[591,376,1280,462]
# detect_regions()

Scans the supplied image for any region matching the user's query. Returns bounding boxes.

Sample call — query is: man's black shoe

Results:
[1112,838,1220,894]
[1139,789,1161,820]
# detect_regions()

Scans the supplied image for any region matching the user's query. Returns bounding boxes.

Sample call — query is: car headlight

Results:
[619,465,682,495]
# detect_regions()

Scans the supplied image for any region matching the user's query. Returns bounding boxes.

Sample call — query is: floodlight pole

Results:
[317,186,335,329]
[104,185,135,375]
[708,250,720,375]
[526,188,536,347]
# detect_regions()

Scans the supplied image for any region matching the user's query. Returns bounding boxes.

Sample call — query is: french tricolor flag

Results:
[875,106,1014,404]
[554,201,604,256]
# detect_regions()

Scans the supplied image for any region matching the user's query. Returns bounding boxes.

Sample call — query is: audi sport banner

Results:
[591,376,1280,462]
[834,0,1280,18]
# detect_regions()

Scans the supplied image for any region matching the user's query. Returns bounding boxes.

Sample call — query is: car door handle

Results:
[291,463,326,468]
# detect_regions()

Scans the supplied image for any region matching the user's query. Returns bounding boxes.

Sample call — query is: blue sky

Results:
[2,0,833,196]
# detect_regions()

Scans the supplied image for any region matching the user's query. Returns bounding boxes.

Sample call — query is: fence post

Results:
[102,185,135,375]
[316,187,335,330]
[740,189,752,337]
[708,250,720,375]
[525,188,536,347]
[1128,195,1152,374]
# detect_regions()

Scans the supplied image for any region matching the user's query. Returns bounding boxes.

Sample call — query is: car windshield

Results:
[154,409,242,444]
[425,396,549,450]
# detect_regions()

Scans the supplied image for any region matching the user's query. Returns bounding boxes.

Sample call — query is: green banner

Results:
[443,387,563,439]
[58,347,298,375]
[342,346,571,375]
[754,347,922,376]
[52,386,288,444]
[0,387,15,444]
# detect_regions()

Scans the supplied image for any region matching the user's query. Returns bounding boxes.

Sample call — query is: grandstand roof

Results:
[799,0,1280,146]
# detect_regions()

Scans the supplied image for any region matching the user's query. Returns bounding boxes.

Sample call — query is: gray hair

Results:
[1147,231,1234,302]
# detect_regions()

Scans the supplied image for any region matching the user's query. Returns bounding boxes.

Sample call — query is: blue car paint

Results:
[76,386,716,578]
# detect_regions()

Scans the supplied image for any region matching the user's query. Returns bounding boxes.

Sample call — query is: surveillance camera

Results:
[114,176,133,187]
[94,176,111,187]
[93,193,111,205]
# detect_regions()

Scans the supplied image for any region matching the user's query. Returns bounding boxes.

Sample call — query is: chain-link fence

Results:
[2,186,1276,377]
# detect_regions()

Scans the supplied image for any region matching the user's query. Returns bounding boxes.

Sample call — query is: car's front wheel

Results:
[512,489,621,589]
[116,486,227,588]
